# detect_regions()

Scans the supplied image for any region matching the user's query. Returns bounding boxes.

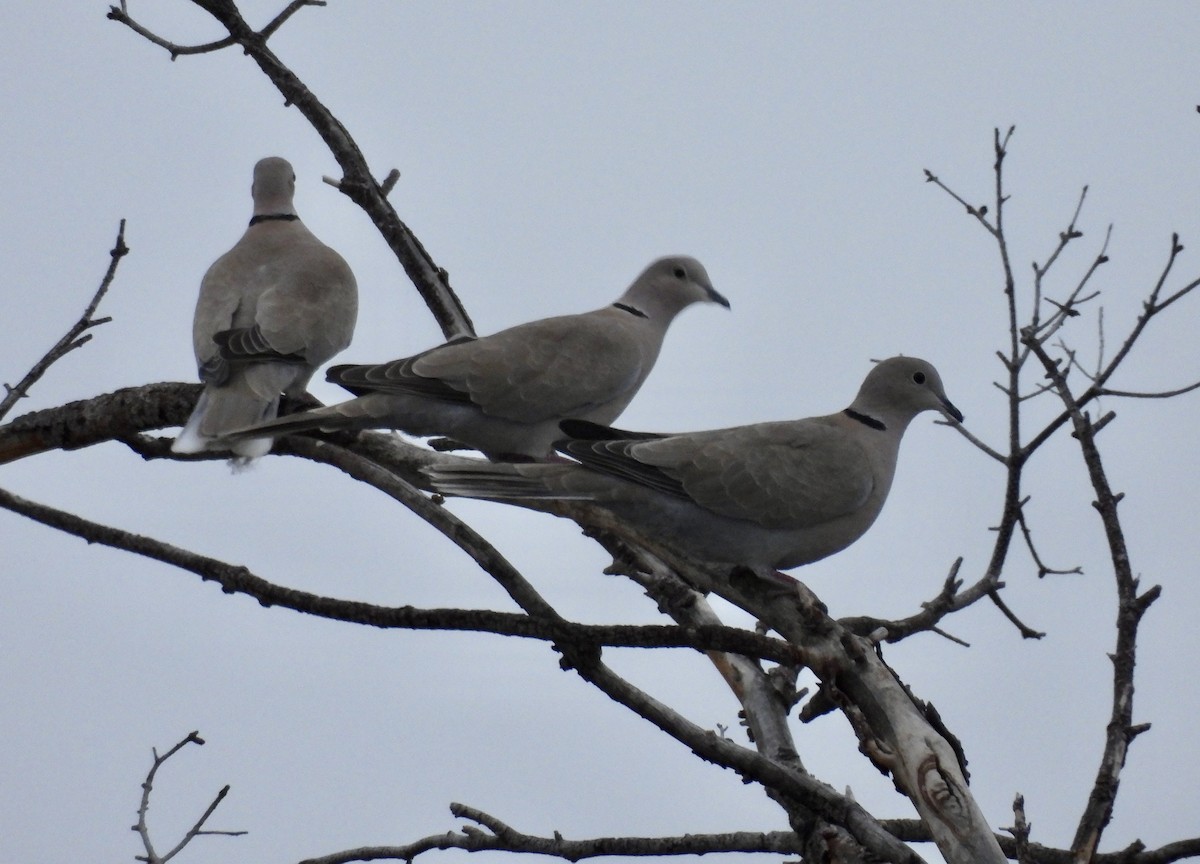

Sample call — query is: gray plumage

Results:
[426,357,962,570]
[173,156,359,459]
[222,256,727,460]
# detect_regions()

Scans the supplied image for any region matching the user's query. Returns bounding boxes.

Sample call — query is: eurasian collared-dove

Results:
[426,356,962,570]
[221,256,728,460]
[173,156,359,459]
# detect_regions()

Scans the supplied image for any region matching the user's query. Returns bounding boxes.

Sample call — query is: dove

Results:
[220,256,728,460]
[172,156,359,459]
[426,356,962,570]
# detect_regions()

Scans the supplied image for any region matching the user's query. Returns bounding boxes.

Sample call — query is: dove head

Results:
[850,356,963,429]
[618,256,730,321]
[251,156,297,215]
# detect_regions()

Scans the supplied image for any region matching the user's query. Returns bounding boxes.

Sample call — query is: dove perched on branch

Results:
[221,256,728,460]
[426,356,962,570]
[172,157,359,460]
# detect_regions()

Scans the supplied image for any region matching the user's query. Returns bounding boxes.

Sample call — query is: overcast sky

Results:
[2,3,1199,863]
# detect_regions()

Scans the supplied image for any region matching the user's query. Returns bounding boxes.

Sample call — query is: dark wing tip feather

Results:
[555,437,689,500]
[558,418,668,441]
[326,362,373,396]
[327,358,474,403]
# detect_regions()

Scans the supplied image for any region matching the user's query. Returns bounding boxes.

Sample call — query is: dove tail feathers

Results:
[425,462,584,501]
[220,403,360,441]
[172,386,278,458]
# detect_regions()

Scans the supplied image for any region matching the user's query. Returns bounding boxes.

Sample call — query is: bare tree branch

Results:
[0,220,127,422]
[0,482,809,663]
[133,731,244,864]
[1023,222,1110,356]
[929,126,1052,642]
[922,168,999,236]
[602,544,872,861]
[560,517,1002,863]
[302,807,1200,864]
[0,382,196,465]
[1007,794,1034,864]
[942,416,1007,462]
[300,802,804,864]
[1032,186,1087,280]
[1021,335,1162,862]
[1098,380,1200,399]
[1015,499,1083,578]
[1018,232,1200,462]
[563,635,927,864]
[839,557,1003,645]
[107,3,237,57]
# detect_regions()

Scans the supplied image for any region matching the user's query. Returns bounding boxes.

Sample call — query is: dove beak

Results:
[939,396,964,423]
[706,286,731,308]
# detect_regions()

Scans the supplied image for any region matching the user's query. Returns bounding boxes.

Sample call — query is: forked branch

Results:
[133,731,244,864]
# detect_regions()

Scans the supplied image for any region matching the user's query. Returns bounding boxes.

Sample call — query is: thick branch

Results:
[550,510,1002,864]
[0,382,196,464]
[563,643,926,864]
[603,546,872,860]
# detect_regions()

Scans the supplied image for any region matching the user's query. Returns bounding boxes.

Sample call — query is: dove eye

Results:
[672,267,686,279]
[912,371,926,384]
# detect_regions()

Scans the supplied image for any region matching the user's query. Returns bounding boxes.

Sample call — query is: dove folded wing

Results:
[559,420,875,530]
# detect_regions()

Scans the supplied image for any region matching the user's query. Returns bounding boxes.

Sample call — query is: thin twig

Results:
[1020,232,1200,463]
[942,419,1006,462]
[260,0,325,39]
[922,169,999,236]
[0,220,127,422]
[106,5,237,57]
[839,558,1006,644]
[133,731,244,864]
[1099,381,1200,399]
[1015,499,1083,578]
[1023,225,1110,356]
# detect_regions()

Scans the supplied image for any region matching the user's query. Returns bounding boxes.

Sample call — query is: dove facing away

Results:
[426,357,962,570]
[220,256,728,460]
[172,156,359,459]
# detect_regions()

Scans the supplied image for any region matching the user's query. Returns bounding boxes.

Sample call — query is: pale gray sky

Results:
[2,3,1199,863]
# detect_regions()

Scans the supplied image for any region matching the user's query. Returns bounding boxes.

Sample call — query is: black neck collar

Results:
[249,213,299,226]
[844,408,886,431]
[612,302,648,318]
